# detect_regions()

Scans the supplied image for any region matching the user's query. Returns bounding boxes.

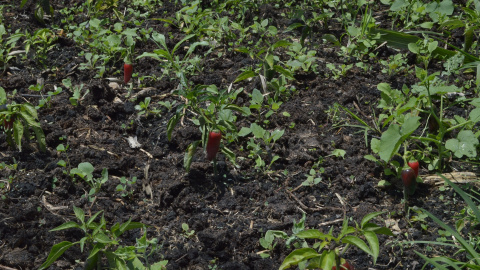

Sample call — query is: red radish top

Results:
[206,131,222,161]
[407,161,419,177]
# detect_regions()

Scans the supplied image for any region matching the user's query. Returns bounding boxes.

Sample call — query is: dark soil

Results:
[0,1,477,270]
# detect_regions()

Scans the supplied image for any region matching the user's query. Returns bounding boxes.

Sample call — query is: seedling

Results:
[275,212,393,270]
[39,206,167,270]
[182,223,195,238]
[69,162,108,202]
[0,87,46,152]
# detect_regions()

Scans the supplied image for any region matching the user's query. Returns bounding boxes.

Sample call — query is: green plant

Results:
[116,176,137,198]
[136,32,209,85]
[405,174,480,268]
[326,63,353,80]
[181,223,195,238]
[170,84,250,173]
[0,87,46,152]
[238,122,284,174]
[258,213,307,259]
[0,26,23,74]
[135,97,161,117]
[23,28,57,64]
[62,78,89,106]
[70,162,108,202]
[20,0,53,25]
[0,160,17,200]
[277,212,393,270]
[40,206,167,270]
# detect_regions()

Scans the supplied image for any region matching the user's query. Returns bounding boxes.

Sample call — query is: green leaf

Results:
[418,207,480,263]
[13,119,23,151]
[445,130,479,158]
[167,113,181,141]
[360,211,386,228]
[87,243,104,261]
[32,126,46,152]
[238,127,252,137]
[272,40,291,50]
[251,89,264,104]
[39,241,76,270]
[250,123,265,138]
[86,210,104,228]
[220,146,236,166]
[50,221,81,232]
[273,65,295,80]
[184,140,200,172]
[295,229,331,240]
[364,231,379,264]
[469,108,480,123]
[319,250,336,270]
[342,235,373,257]
[150,260,169,270]
[72,206,84,224]
[378,116,420,162]
[414,252,457,270]
[279,248,320,270]
[234,70,256,83]
[94,232,113,244]
[441,174,480,230]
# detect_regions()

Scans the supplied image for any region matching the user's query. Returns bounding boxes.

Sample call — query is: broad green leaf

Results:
[360,211,386,228]
[87,243,104,261]
[150,260,169,270]
[319,250,336,270]
[469,108,480,123]
[94,232,113,244]
[364,231,379,264]
[250,123,265,138]
[19,110,40,128]
[279,248,320,270]
[445,130,479,158]
[73,206,84,226]
[272,40,291,50]
[251,89,264,104]
[271,129,284,142]
[342,235,373,257]
[0,87,6,104]
[50,221,81,232]
[32,126,46,152]
[295,229,328,240]
[39,241,76,270]
[78,162,94,176]
[167,113,180,141]
[378,124,401,162]
[184,140,200,172]
[234,70,256,83]
[86,210,104,228]
[238,127,252,137]
[13,119,23,151]
[22,103,38,119]
[265,53,274,68]
[274,65,295,80]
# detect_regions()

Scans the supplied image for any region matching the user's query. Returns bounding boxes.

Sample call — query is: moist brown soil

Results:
[0,1,477,270]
